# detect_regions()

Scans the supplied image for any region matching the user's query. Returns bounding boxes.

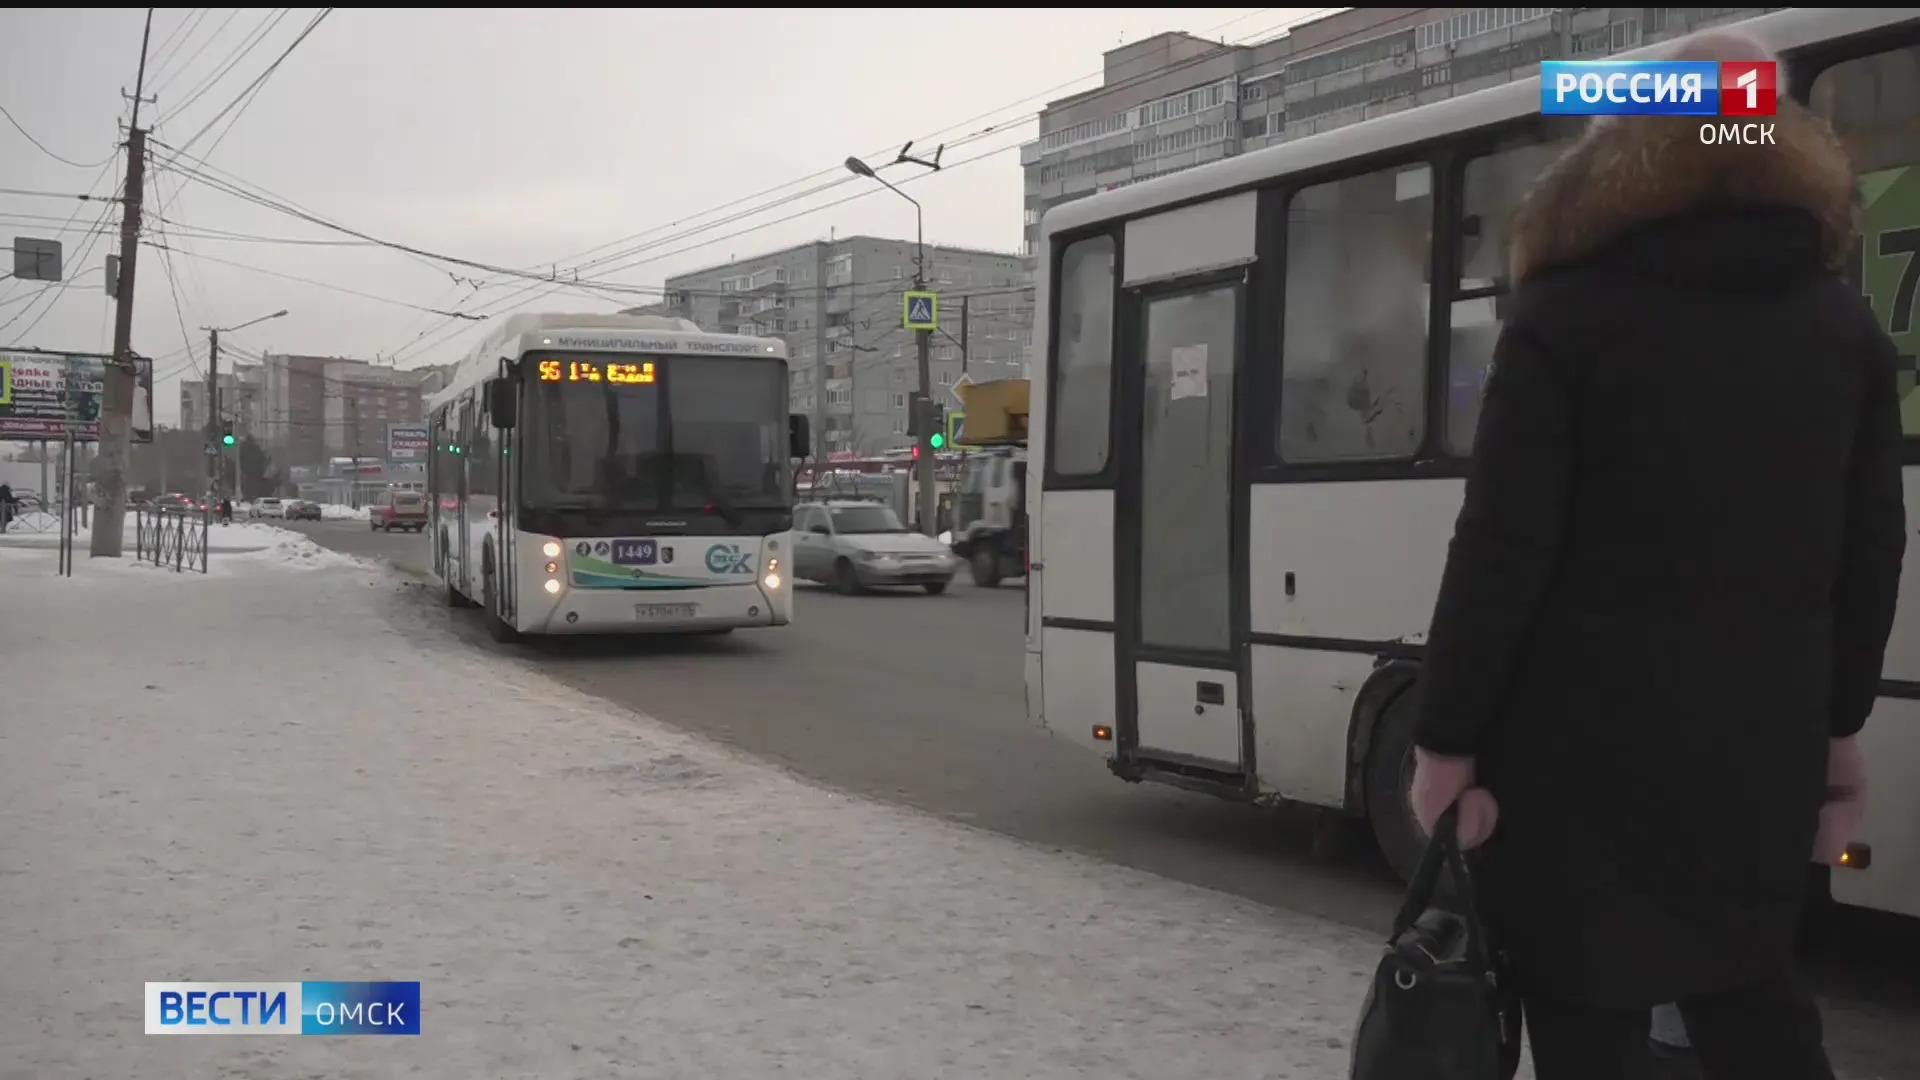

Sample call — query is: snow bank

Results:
[0,518,362,572]
[0,564,1493,1080]
[224,532,370,572]
[320,502,369,521]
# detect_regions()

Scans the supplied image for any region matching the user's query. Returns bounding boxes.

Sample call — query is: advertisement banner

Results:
[386,424,428,461]
[0,351,154,443]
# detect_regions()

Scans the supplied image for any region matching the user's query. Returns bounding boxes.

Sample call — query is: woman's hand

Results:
[1814,736,1867,866]
[1411,748,1500,851]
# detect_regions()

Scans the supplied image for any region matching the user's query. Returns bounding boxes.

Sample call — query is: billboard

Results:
[386,424,428,461]
[0,351,154,443]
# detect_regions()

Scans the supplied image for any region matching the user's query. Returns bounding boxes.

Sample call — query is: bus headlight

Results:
[543,578,562,595]
[763,557,782,591]
[545,561,559,574]
[542,541,561,558]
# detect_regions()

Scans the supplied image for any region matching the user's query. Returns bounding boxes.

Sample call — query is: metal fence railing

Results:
[135,507,209,574]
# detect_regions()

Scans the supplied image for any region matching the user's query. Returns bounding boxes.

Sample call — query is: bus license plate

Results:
[635,603,696,621]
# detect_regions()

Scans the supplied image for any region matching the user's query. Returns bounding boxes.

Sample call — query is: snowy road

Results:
[276,518,1920,1079]
[2,553,1414,1078]
[285,518,1410,933]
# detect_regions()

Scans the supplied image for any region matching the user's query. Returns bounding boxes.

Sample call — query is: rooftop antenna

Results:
[894,140,943,172]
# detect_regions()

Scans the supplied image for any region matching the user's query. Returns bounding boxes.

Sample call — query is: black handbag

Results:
[1350,805,1524,1080]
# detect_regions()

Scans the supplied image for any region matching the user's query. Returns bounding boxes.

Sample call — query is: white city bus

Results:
[1025,7,1920,919]
[427,313,809,640]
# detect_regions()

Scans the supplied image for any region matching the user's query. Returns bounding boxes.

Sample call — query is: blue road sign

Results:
[903,291,938,332]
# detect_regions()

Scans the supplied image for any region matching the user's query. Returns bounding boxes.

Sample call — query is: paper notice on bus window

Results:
[1170,344,1208,401]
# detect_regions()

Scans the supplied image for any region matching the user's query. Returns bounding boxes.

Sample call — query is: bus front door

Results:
[1116,275,1248,778]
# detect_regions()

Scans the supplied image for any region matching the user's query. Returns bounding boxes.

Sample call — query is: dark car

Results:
[285,500,322,522]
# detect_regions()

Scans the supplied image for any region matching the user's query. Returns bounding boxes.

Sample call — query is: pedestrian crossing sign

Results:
[903,291,938,332]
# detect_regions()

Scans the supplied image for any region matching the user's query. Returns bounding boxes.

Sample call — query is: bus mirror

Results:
[788,413,811,459]
[488,378,516,429]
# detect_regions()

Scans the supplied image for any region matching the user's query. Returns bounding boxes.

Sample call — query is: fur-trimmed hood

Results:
[1508,102,1858,285]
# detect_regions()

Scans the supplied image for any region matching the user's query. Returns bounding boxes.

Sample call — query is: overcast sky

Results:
[2,8,1325,424]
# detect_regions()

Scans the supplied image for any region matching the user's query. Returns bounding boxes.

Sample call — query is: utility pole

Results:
[347,391,360,507]
[205,328,221,494]
[90,7,155,558]
[812,242,829,460]
[959,295,970,376]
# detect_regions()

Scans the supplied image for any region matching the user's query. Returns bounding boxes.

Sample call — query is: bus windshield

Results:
[519,353,787,511]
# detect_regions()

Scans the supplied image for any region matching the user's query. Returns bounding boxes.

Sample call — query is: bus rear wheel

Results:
[1363,686,1427,885]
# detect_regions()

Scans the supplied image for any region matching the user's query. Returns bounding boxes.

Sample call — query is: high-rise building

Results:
[259,355,432,468]
[627,236,1027,456]
[1019,6,1776,362]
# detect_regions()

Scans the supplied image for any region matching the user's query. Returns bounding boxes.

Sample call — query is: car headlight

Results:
[856,550,880,562]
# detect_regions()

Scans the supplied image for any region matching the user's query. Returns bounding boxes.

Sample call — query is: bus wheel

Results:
[482,557,519,643]
[1362,685,1427,885]
[969,544,1002,588]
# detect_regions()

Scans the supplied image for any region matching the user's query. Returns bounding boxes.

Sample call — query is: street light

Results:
[201,309,288,497]
[209,308,289,336]
[845,154,940,534]
[843,157,923,284]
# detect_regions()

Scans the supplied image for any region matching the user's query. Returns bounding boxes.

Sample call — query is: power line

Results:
[151,8,289,130]
[141,240,490,319]
[0,103,117,169]
[163,8,332,162]
[149,10,242,98]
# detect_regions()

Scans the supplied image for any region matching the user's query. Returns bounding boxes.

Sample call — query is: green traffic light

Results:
[221,434,236,447]
[929,433,945,450]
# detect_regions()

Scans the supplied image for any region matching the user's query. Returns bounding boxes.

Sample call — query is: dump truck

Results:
[947,377,1028,588]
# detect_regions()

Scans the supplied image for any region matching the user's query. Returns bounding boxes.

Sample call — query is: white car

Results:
[250,497,285,520]
[791,500,961,595]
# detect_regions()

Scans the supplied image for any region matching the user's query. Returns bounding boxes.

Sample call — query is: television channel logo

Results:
[144,981,421,1035]
[1540,60,1777,118]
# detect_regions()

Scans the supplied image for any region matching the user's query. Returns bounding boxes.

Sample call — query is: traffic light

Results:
[220,423,236,447]
[910,444,920,461]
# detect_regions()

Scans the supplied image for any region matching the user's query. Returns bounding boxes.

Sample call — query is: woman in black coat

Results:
[1407,31,1907,1080]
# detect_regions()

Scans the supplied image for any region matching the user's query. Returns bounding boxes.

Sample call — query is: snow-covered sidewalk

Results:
[0,510,311,555]
[1,562,1412,1078]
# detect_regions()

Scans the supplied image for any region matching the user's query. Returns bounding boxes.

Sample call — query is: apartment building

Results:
[322,362,424,464]
[178,363,267,439]
[258,354,432,468]
[1020,5,1777,362]
[626,235,1028,456]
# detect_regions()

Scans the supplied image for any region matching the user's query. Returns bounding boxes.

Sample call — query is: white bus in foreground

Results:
[427,313,809,639]
[1026,7,1920,920]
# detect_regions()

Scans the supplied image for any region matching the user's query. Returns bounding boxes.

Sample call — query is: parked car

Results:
[285,500,322,522]
[791,499,960,595]
[369,490,427,532]
[251,497,285,519]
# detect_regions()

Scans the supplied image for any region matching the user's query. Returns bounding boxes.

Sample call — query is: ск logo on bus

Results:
[704,543,754,575]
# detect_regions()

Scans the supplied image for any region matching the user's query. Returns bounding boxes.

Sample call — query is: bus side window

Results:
[1049,234,1117,478]
[1446,131,1576,456]
[1811,42,1920,439]
[1279,163,1432,463]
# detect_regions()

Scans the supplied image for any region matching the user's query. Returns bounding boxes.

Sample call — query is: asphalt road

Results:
[293,517,1919,1077]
